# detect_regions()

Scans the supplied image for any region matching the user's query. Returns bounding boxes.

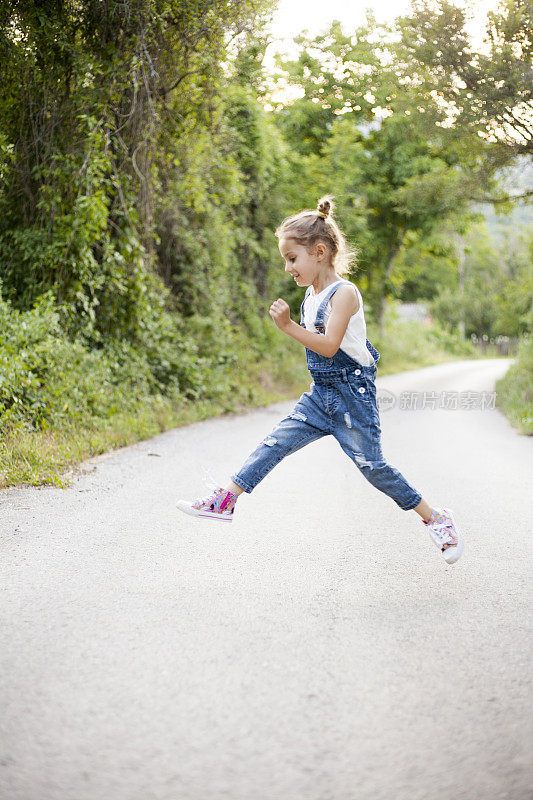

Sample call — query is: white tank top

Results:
[303,280,373,366]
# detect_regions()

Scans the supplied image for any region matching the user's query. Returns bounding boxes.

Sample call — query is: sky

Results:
[264,0,502,62]
[261,0,503,106]
[262,1,528,192]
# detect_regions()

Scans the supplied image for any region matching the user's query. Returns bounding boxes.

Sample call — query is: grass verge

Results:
[494,335,532,435]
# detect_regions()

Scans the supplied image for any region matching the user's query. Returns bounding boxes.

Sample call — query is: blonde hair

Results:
[275,196,357,277]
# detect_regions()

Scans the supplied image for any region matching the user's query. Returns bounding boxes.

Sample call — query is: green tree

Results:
[395,0,533,162]
[271,17,509,332]
[429,222,533,337]
[0,0,272,339]
[494,225,533,336]
[326,113,486,332]
[391,231,460,302]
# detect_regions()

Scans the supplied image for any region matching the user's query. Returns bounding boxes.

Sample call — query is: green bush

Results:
[0,292,154,431]
[0,286,306,436]
[368,316,477,374]
[495,335,533,435]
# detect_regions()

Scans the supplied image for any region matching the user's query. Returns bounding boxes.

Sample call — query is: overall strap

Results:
[366,338,381,365]
[314,279,351,331]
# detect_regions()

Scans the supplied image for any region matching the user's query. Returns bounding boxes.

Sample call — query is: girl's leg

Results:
[231,402,432,512]
[335,436,424,511]
[226,479,245,496]
[411,498,434,522]
[176,388,329,522]
[230,384,331,493]
[331,386,463,562]
[332,383,423,511]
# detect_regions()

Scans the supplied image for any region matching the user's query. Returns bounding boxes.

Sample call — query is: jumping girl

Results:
[177,197,463,564]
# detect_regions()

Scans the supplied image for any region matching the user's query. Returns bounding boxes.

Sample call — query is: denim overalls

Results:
[232,280,422,511]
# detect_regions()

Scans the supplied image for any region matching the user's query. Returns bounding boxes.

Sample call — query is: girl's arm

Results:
[269,284,359,358]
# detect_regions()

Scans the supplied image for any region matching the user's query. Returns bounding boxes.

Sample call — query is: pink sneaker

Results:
[177,484,238,521]
[423,507,464,564]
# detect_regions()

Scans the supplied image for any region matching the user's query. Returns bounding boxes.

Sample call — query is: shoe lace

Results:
[193,471,224,505]
[430,518,457,545]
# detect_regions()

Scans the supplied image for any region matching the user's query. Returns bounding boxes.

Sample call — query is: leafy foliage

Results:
[395,0,533,157]
[495,334,533,434]
[0,0,530,464]
[429,222,533,338]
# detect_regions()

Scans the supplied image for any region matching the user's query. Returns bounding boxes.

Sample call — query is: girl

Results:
[177,198,463,564]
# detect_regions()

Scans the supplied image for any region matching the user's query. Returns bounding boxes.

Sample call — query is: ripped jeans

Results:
[231,370,423,511]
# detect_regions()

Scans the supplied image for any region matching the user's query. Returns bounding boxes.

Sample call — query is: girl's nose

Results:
[284,263,291,273]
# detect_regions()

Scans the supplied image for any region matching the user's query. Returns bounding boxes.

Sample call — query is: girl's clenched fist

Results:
[269,298,292,331]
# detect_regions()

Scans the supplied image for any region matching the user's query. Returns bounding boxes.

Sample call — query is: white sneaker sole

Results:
[176,500,234,522]
[439,507,464,564]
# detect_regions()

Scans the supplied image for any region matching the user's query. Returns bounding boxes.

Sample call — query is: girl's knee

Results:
[352,452,379,470]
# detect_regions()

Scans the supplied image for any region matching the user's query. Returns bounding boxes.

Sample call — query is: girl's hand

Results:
[269,298,292,331]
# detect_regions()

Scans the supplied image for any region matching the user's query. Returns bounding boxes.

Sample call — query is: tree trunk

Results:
[378,292,387,339]
[453,232,466,339]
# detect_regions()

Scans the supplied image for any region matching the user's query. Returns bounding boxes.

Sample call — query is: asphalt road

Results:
[1,358,531,800]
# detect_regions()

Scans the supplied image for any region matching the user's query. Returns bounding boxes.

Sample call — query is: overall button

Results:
[354,369,361,375]
[358,387,365,393]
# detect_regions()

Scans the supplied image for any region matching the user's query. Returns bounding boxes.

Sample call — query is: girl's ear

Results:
[315,242,327,261]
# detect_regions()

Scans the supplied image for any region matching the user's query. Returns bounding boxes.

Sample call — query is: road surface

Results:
[1,358,531,800]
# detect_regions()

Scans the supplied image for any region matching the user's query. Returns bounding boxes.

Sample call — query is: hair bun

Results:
[317,196,334,219]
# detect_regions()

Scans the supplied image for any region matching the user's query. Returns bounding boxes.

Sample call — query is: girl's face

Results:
[278,237,328,287]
